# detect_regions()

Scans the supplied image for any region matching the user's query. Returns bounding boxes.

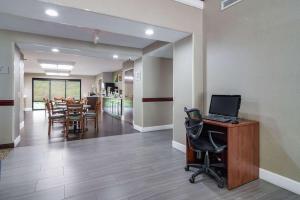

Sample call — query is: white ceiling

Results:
[0,0,189,75]
[0,0,190,45]
[0,13,155,49]
[18,43,142,61]
[23,50,124,76]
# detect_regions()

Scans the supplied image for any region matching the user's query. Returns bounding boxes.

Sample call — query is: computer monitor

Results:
[209,95,241,117]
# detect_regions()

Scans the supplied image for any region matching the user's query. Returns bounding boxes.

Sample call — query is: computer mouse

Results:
[231,120,239,124]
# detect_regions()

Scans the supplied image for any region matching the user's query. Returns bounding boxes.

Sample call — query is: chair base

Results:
[185,151,226,188]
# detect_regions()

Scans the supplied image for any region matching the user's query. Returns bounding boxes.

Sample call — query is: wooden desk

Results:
[186,119,259,190]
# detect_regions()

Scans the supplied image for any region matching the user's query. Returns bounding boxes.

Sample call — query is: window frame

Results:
[32,78,81,110]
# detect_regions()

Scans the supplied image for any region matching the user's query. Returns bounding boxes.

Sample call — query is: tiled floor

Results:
[0,131,299,200]
[19,111,138,147]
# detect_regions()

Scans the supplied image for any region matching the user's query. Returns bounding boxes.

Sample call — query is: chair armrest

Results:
[208,130,225,151]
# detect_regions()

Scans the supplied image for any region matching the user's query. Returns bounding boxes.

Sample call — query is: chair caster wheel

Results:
[217,178,225,188]
[189,176,195,183]
[184,166,190,171]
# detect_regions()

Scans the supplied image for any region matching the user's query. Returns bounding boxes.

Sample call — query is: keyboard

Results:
[203,115,232,123]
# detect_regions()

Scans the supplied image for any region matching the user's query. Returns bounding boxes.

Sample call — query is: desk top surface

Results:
[203,118,259,128]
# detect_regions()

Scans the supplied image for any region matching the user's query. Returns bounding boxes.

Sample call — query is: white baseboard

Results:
[260,168,300,195]
[14,135,21,147]
[25,108,32,111]
[20,121,24,130]
[171,141,300,195]
[133,124,173,132]
[172,140,186,153]
[133,124,143,132]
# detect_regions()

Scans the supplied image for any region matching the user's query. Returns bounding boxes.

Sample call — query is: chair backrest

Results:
[80,98,88,105]
[45,102,52,117]
[184,107,204,142]
[66,103,84,118]
[66,97,75,104]
[49,100,55,111]
[54,96,64,103]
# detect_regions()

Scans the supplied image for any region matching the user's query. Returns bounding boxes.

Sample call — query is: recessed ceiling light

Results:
[45,9,59,17]
[57,64,74,70]
[40,63,73,71]
[145,29,154,36]
[46,72,70,77]
[51,48,60,53]
[113,54,119,59]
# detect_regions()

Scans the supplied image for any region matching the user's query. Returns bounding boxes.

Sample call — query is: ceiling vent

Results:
[174,0,204,9]
[221,0,242,10]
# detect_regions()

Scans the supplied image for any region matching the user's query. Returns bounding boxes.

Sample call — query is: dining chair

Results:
[66,103,85,138]
[46,102,66,136]
[43,97,49,115]
[50,100,65,115]
[85,101,100,131]
[66,97,75,104]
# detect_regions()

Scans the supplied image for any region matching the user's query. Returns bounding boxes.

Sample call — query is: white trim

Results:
[14,135,21,147]
[260,168,300,195]
[133,124,173,132]
[133,124,143,132]
[170,141,300,195]
[25,107,32,111]
[172,140,186,153]
[19,121,24,130]
[174,0,204,9]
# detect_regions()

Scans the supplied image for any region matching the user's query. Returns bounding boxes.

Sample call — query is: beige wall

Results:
[13,46,23,140]
[173,36,194,144]
[24,73,95,109]
[205,0,300,181]
[0,31,15,144]
[142,56,173,127]
[133,58,143,126]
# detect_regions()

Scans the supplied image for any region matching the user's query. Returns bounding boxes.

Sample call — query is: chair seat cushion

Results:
[191,136,226,153]
[68,115,81,121]
[50,114,65,119]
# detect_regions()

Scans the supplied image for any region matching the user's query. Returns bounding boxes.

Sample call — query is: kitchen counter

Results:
[102,96,123,118]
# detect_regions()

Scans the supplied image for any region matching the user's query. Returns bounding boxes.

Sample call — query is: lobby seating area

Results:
[0,0,299,199]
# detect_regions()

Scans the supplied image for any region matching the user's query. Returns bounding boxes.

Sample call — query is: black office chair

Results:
[184,107,227,188]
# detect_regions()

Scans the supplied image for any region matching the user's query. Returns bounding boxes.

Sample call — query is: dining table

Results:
[57,104,92,135]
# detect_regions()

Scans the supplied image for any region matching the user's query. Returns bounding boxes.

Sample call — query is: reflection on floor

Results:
[19,111,139,147]
[123,107,133,124]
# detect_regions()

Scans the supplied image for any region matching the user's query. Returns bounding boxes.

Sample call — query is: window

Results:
[32,78,81,110]
[66,80,81,99]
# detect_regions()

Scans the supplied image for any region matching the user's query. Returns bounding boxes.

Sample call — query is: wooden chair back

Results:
[45,102,52,117]
[66,103,84,118]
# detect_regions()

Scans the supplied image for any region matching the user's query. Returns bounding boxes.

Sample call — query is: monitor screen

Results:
[209,95,241,117]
